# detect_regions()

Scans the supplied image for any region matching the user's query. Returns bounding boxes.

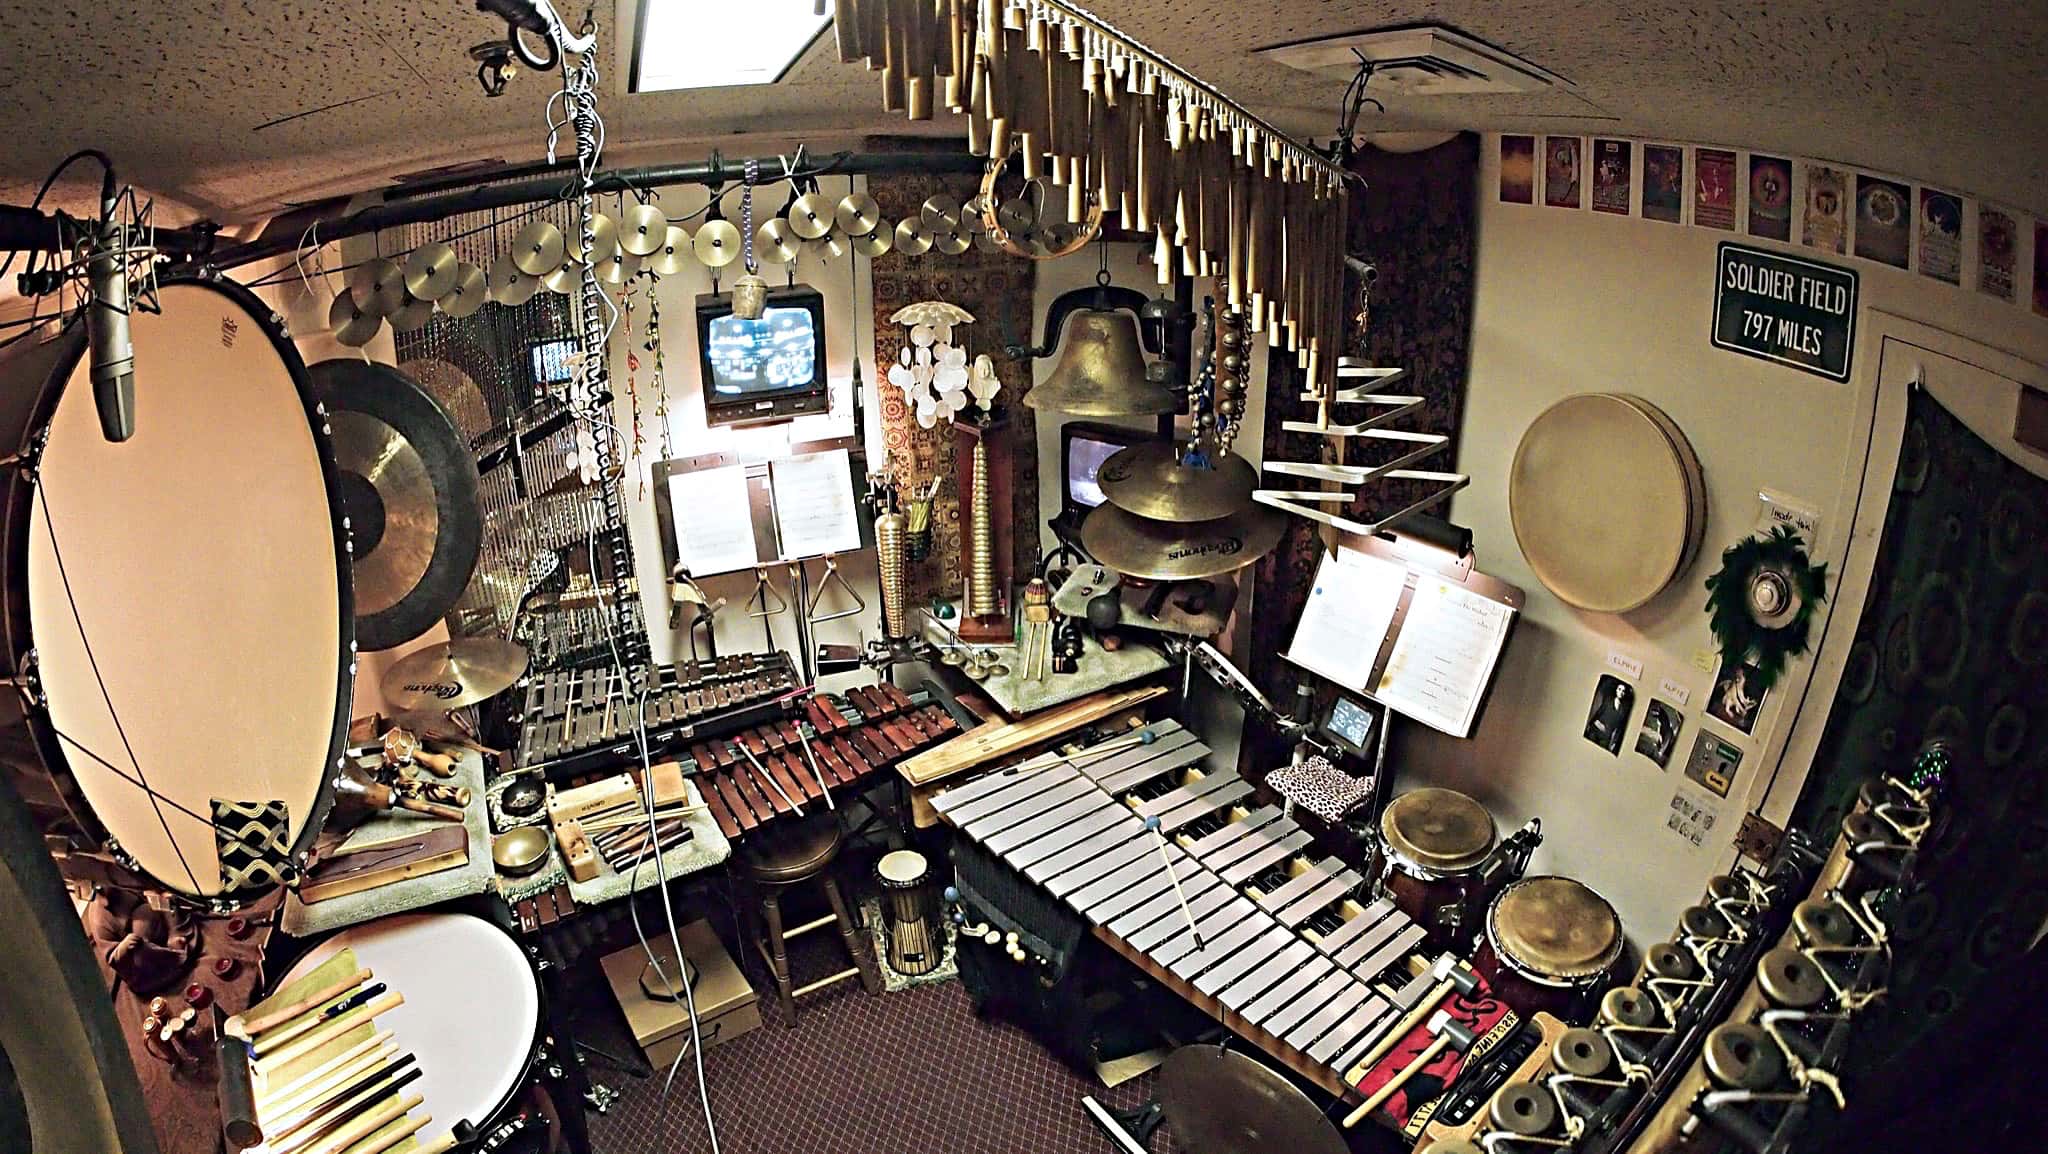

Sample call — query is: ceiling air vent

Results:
[1257,25,1564,96]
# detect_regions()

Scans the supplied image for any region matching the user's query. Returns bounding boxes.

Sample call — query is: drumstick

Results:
[269,1059,419,1149]
[346,1113,432,1154]
[259,1035,397,1116]
[260,992,405,1068]
[300,1093,422,1154]
[412,1132,459,1154]
[253,983,387,1053]
[230,969,373,1039]
[1142,816,1203,949]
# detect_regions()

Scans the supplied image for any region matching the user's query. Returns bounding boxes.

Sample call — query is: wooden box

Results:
[601,919,760,1067]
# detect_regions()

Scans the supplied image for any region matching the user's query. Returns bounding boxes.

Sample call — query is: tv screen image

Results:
[705,306,818,397]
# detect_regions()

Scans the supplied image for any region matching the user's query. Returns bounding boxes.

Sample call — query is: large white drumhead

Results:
[28,282,343,896]
[1509,393,1705,613]
[278,913,539,1137]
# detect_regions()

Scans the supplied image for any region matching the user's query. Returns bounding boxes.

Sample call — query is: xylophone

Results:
[933,718,1440,1100]
[513,652,801,779]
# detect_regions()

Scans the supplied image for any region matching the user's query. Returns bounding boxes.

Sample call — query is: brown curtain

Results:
[1242,134,1481,763]
[865,160,1040,604]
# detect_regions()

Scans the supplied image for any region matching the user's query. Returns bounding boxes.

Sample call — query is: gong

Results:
[311,360,483,651]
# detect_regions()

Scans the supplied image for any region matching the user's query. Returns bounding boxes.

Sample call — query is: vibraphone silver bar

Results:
[932,720,1430,1099]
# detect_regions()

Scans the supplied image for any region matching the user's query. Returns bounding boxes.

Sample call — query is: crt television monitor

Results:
[695,285,830,426]
[1061,421,1163,517]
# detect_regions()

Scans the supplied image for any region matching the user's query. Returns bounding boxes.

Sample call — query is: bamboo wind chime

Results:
[830,0,1349,397]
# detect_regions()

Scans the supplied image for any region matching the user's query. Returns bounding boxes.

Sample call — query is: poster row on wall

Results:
[1498,134,2040,317]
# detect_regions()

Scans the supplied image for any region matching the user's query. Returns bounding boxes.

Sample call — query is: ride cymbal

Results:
[1098,442,1256,521]
[439,262,489,318]
[350,257,407,316]
[510,219,567,276]
[381,638,529,711]
[920,194,962,234]
[1081,503,1285,580]
[756,218,800,264]
[694,218,741,268]
[402,242,460,300]
[834,191,880,236]
[851,227,893,258]
[648,225,691,275]
[329,290,382,347]
[488,253,541,305]
[620,202,668,256]
[894,219,933,255]
[788,191,834,239]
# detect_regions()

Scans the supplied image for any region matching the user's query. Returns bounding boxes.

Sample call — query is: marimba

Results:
[513,652,801,780]
[933,719,1434,1099]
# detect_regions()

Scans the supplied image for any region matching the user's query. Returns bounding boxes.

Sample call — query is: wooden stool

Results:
[736,816,881,1024]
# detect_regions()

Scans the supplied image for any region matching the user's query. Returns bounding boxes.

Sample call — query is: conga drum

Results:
[1377,788,1498,950]
[876,849,943,976]
[1475,876,1625,1025]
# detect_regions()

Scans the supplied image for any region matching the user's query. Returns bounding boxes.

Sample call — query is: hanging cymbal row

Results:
[832,0,1349,393]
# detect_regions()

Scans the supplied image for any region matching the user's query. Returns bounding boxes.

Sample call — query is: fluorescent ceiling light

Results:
[631,0,831,92]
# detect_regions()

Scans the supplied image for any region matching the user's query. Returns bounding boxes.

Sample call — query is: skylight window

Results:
[629,0,832,92]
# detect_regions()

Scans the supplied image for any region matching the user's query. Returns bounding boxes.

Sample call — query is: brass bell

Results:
[1024,309,1173,416]
[730,272,769,320]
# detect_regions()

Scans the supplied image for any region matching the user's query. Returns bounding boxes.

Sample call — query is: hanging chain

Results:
[740,157,759,275]
[648,282,674,464]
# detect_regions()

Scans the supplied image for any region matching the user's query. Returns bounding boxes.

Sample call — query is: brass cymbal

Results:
[756,218,800,264]
[439,262,489,318]
[381,638,529,711]
[788,191,834,239]
[595,247,640,285]
[995,196,1038,235]
[1099,442,1256,521]
[350,257,408,316]
[694,218,741,268]
[959,197,988,234]
[851,227,893,258]
[1081,503,1285,581]
[1156,1046,1347,1154]
[388,293,437,331]
[402,242,460,300]
[894,219,933,255]
[620,202,668,256]
[972,231,1001,253]
[648,225,692,275]
[920,193,963,234]
[834,191,880,236]
[802,233,849,263]
[934,229,970,256]
[488,253,541,306]
[510,219,567,276]
[329,290,383,347]
[572,212,619,263]
[543,259,583,294]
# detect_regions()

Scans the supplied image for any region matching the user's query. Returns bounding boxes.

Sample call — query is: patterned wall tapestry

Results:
[1241,134,1481,764]
[1789,387,2048,1144]
[866,165,1039,604]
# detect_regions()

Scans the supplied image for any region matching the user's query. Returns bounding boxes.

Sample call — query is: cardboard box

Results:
[601,919,760,1067]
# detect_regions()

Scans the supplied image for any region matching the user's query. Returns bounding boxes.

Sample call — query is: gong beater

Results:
[312,360,483,652]
[381,638,529,711]
[1157,1046,1347,1154]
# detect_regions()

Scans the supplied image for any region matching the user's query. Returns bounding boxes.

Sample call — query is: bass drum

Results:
[0,275,354,903]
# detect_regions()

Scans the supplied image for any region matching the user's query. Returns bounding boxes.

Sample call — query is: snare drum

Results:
[272,912,561,1151]
[0,275,353,904]
[1376,788,1497,950]
[876,849,942,976]
[1475,876,1624,1025]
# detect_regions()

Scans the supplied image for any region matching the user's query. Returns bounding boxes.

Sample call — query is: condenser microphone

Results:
[86,169,135,442]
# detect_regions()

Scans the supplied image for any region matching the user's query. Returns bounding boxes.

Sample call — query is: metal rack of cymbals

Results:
[1417,744,1952,1154]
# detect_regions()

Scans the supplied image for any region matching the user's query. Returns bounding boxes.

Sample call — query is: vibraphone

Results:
[513,652,801,779]
[688,684,959,840]
[933,718,1434,1100]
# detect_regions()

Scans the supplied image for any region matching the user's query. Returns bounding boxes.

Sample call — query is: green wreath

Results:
[1703,525,1828,693]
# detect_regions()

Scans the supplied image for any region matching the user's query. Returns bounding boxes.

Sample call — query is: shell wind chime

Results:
[886,301,1001,427]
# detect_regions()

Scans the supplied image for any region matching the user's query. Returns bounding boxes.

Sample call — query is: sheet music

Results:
[770,449,862,559]
[1374,576,1515,737]
[665,464,761,577]
[1284,546,1408,693]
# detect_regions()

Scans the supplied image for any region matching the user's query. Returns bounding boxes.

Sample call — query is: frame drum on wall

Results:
[1509,393,1706,612]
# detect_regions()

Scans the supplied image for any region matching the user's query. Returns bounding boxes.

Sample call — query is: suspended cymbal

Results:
[1156,1047,1347,1154]
[934,230,970,256]
[1081,503,1286,580]
[894,219,933,255]
[1099,442,1256,521]
[788,191,834,239]
[595,247,641,285]
[620,202,668,256]
[973,231,1001,253]
[403,242,460,300]
[543,259,583,294]
[388,293,437,331]
[851,226,893,258]
[834,191,880,236]
[695,218,741,268]
[329,290,383,347]
[756,218,800,264]
[959,197,988,234]
[381,638,529,711]
[438,261,489,318]
[920,193,963,234]
[350,257,408,316]
[488,253,541,306]
[802,233,849,263]
[995,196,1038,235]
[648,225,692,275]
[571,212,619,263]
[510,219,567,276]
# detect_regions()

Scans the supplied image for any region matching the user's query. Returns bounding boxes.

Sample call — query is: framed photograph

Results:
[1543,136,1583,209]
[1705,655,1769,736]
[1500,135,1536,204]
[1584,674,1635,755]
[1642,145,1684,223]
[1635,699,1684,768]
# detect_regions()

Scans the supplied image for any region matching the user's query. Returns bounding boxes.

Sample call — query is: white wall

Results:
[1399,136,2048,943]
